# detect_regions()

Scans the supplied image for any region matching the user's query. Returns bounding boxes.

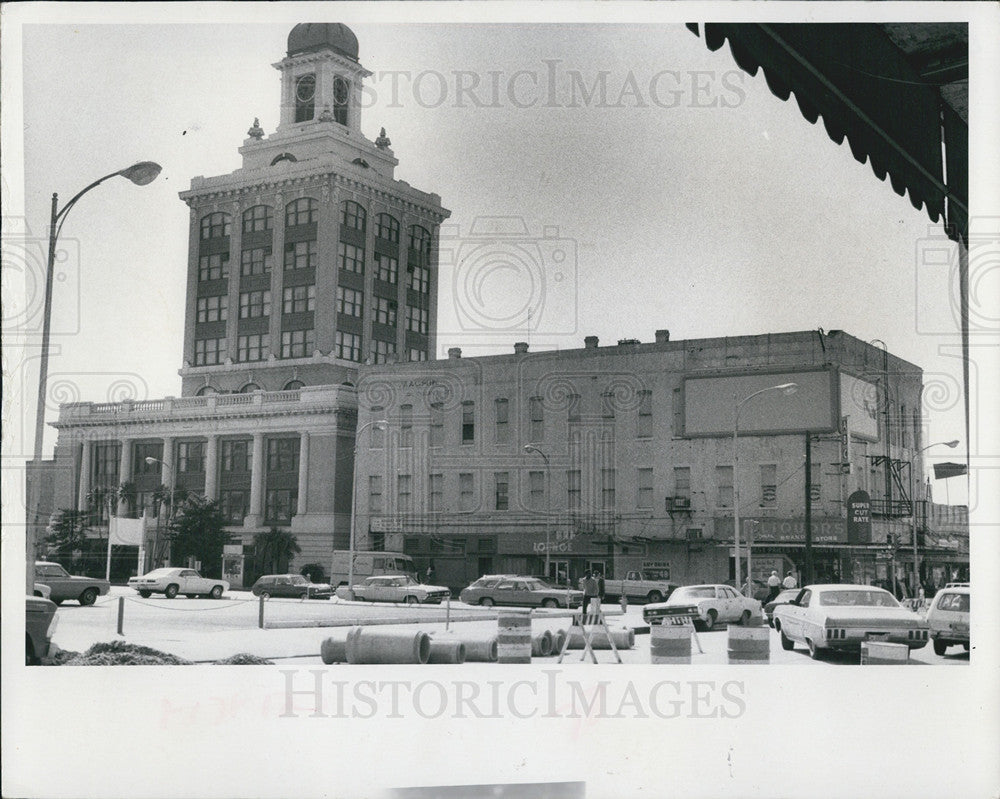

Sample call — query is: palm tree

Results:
[252,528,301,575]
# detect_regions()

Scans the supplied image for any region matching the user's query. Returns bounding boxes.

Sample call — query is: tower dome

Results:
[287,23,359,61]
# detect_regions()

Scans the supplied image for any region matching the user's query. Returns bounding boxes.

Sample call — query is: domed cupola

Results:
[287,23,359,62]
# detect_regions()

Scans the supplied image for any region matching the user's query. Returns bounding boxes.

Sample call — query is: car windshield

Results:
[818,590,899,607]
[143,569,176,577]
[674,587,716,599]
[773,590,798,603]
[37,564,70,578]
[470,578,498,588]
[523,579,550,590]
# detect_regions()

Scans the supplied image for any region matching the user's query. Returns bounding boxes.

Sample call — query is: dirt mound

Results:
[213,653,274,665]
[61,641,193,666]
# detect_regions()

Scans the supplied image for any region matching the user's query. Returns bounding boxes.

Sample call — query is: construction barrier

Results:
[320,635,349,664]
[650,624,693,664]
[565,627,635,651]
[345,627,431,664]
[427,638,466,664]
[727,625,770,665]
[497,609,533,664]
[860,640,910,664]
[531,630,554,657]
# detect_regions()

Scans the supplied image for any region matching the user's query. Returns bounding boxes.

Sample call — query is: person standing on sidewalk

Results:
[765,570,782,604]
[580,571,599,625]
[782,571,798,590]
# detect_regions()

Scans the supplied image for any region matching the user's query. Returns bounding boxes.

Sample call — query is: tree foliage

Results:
[252,528,301,576]
[46,509,91,560]
[166,496,231,578]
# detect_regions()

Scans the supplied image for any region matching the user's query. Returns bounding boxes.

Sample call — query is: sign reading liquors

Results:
[847,490,872,543]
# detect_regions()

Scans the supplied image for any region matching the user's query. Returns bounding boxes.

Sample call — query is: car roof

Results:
[805,584,891,592]
[35,561,63,567]
[938,585,970,593]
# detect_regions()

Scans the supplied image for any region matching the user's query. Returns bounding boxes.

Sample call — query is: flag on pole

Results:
[109,515,146,546]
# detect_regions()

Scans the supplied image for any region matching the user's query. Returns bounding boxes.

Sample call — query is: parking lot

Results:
[45,587,971,666]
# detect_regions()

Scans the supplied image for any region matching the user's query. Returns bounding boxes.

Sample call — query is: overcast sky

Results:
[7,9,991,508]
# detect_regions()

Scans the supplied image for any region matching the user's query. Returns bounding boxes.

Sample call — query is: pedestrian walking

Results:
[782,571,797,590]
[580,571,599,625]
[765,570,782,604]
[596,572,606,603]
[425,561,435,583]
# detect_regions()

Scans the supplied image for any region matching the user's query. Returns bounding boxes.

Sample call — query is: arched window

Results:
[341,200,366,232]
[332,76,350,126]
[295,74,316,122]
[196,385,219,396]
[408,225,432,256]
[242,205,273,234]
[285,198,318,227]
[283,379,305,391]
[269,152,298,166]
[200,213,231,240]
[376,213,400,243]
[239,383,262,394]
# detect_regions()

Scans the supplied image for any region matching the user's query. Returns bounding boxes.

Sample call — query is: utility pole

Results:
[804,433,813,585]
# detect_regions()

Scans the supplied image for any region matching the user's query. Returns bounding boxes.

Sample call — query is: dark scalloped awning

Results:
[687,23,967,246]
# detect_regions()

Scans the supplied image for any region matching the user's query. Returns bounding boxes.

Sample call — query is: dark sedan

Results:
[251,574,334,599]
[34,561,110,606]
[764,588,801,626]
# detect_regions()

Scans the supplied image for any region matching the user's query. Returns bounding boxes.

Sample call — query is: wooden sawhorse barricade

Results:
[556,599,623,664]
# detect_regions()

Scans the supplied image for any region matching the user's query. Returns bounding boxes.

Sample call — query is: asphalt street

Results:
[44,587,971,666]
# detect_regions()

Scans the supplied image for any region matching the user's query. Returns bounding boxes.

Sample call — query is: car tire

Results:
[647,591,663,604]
[79,588,98,606]
[739,610,752,626]
[405,595,420,605]
[542,598,558,609]
[933,639,948,656]
[780,629,795,651]
[138,590,152,599]
[210,585,224,599]
[164,584,179,599]
[807,638,823,660]
[480,597,495,607]
[703,610,717,631]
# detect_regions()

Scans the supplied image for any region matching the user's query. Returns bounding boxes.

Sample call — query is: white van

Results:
[330,550,417,587]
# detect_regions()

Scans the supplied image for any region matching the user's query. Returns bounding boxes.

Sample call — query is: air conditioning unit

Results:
[667,496,692,510]
[686,528,703,540]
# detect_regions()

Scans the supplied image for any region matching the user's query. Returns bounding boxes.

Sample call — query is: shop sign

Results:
[847,490,872,543]
[716,517,847,543]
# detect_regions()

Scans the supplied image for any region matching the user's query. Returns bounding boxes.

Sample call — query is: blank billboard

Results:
[839,373,880,441]
[684,370,835,436]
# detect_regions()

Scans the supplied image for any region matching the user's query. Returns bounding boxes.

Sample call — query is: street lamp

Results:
[344,419,388,598]
[733,382,798,597]
[145,455,175,569]
[910,439,960,597]
[524,444,552,579]
[27,161,162,591]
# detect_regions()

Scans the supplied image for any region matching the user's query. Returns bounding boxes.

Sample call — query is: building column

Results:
[246,432,265,527]
[297,432,310,515]
[205,434,219,500]
[117,438,133,515]
[78,438,92,510]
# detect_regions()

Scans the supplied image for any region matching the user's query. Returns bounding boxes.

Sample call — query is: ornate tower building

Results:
[178,23,449,396]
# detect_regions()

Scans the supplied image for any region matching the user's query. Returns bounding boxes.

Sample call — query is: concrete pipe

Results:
[531,629,554,657]
[461,636,499,662]
[427,638,466,664]
[345,626,431,664]
[320,635,349,664]
[552,629,567,654]
[566,627,635,650]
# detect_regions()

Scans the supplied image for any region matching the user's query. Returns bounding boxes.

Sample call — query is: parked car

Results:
[763,588,801,626]
[251,574,334,600]
[351,575,451,604]
[726,578,770,603]
[772,584,929,660]
[644,584,761,630]
[128,568,229,599]
[34,561,110,606]
[459,575,583,608]
[33,583,52,600]
[26,595,59,665]
[925,585,970,656]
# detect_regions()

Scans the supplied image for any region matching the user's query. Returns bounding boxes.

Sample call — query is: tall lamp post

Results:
[27,161,162,591]
[343,419,388,598]
[910,439,960,596]
[145,455,175,569]
[524,444,552,579]
[733,382,798,597]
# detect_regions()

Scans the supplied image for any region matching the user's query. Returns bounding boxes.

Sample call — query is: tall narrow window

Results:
[673,466,691,501]
[494,398,509,444]
[295,74,316,122]
[716,466,733,508]
[760,465,777,508]
[494,472,509,511]
[529,396,544,442]
[602,390,615,420]
[459,473,475,512]
[567,393,581,423]
[429,474,443,512]
[601,469,616,510]
[332,76,350,125]
[397,474,412,513]
[400,404,413,448]
[567,470,581,510]
[637,467,653,509]
[368,475,383,514]
[429,402,444,446]
[528,471,545,511]
[462,401,475,444]
[637,390,653,438]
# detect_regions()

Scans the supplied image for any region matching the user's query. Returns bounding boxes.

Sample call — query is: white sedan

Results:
[128,568,229,599]
[643,584,762,630]
[351,575,451,604]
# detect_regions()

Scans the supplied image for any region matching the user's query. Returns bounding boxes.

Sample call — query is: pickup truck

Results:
[608,571,678,604]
